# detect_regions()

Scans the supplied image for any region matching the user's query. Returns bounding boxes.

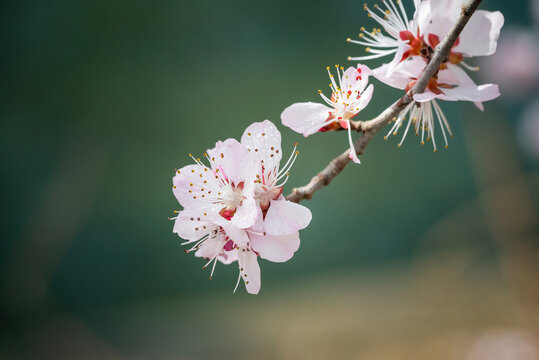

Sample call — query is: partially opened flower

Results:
[281,65,374,163]
[241,120,312,262]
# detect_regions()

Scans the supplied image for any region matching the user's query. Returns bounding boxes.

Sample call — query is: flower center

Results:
[219,182,245,220]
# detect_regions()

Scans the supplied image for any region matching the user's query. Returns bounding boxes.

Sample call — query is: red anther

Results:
[356,75,362,80]
[357,67,362,73]
[347,90,352,95]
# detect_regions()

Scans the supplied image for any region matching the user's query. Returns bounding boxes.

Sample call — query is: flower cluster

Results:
[171,121,312,294]
[171,0,504,294]
[281,0,503,151]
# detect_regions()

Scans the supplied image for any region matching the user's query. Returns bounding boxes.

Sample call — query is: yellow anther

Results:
[366,47,371,52]
[346,37,351,42]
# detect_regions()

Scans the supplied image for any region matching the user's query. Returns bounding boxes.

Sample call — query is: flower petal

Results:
[455,10,504,57]
[413,90,441,102]
[238,247,260,294]
[281,102,333,137]
[206,138,256,189]
[220,223,249,247]
[241,120,282,174]
[194,235,226,260]
[173,164,221,209]
[264,199,312,236]
[229,197,258,229]
[250,232,300,263]
[173,208,215,241]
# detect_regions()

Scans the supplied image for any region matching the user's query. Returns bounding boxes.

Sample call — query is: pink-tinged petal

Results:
[250,232,300,263]
[386,41,407,77]
[474,102,485,111]
[281,102,333,137]
[455,10,504,57]
[264,199,312,236]
[413,91,440,102]
[206,138,256,188]
[220,224,249,247]
[173,165,221,209]
[194,235,226,260]
[238,248,260,294]
[441,83,500,103]
[414,0,432,35]
[356,83,374,113]
[342,66,365,93]
[241,120,282,174]
[365,57,425,90]
[229,197,258,229]
[218,248,238,265]
[439,64,476,86]
[248,207,300,263]
[173,208,214,241]
[347,121,360,164]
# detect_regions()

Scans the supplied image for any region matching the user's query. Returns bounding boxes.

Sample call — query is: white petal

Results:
[172,164,221,209]
[357,83,374,112]
[173,208,214,241]
[229,197,258,229]
[206,138,256,188]
[250,232,300,263]
[240,120,282,175]
[238,248,261,294]
[455,10,504,57]
[281,102,332,137]
[441,83,500,103]
[413,91,440,102]
[194,235,226,259]
[220,224,249,247]
[264,199,312,236]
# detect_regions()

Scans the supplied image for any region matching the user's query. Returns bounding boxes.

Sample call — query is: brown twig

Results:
[286,0,482,203]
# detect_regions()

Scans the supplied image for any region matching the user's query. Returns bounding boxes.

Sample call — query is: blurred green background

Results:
[1,0,538,359]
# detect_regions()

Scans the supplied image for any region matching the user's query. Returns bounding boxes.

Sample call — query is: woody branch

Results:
[285,0,483,203]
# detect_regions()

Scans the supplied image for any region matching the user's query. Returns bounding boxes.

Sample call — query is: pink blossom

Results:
[172,122,313,294]
[348,0,504,79]
[241,120,312,262]
[280,65,374,163]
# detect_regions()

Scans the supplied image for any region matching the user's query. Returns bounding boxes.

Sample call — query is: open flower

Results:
[364,57,500,149]
[281,65,374,163]
[348,0,504,80]
[171,122,313,294]
[241,120,312,262]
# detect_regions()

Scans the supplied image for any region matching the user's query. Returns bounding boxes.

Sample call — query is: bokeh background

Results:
[1,0,538,359]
